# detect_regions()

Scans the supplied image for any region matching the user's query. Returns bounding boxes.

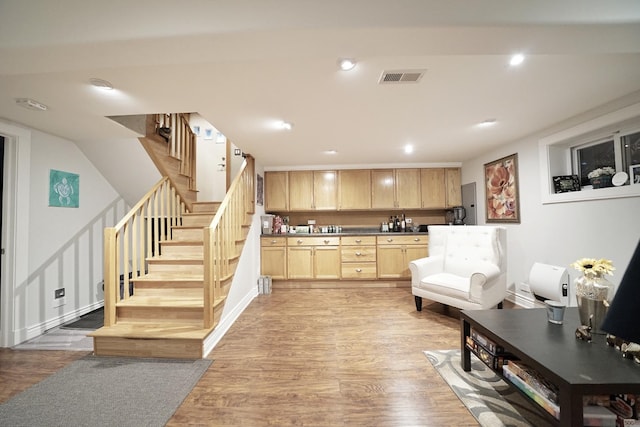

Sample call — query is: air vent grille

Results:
[379,69,426,84]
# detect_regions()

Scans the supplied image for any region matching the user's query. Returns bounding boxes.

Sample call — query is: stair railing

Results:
[153,113,197,191]
[203,155,255,328]
[103,177,188,327]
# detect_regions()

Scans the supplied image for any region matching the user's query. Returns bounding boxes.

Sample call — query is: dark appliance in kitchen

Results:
[446,206,466,225]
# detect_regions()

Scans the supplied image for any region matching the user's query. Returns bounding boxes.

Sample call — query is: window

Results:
[571,128,640,187]
[538,102,640,204]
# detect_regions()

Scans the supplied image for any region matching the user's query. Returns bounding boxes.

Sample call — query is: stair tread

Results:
[148,254,203,261]
[135,272,204,281]
[90,322,213,340]
[118,295,206,307]
[160,240,203,246]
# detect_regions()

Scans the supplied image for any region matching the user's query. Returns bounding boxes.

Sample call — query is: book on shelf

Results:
[465,336,511,370]
[470,327,505,355]
[503,363,561,420]
[506,360,559,404]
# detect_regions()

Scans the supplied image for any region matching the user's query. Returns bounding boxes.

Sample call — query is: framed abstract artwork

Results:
[484,153,520,223]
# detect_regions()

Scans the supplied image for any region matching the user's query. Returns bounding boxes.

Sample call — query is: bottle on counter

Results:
[401,213,406,232]
[388,216,394,232]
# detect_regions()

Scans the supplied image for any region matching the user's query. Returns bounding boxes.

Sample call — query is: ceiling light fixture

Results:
[338,58,357,71]
[324,150,338,155]
[404,145,414,154]
[276,120,293,130]
[15,98,48,111]
[89,78,114,90]
[509,53,525,67]
[478,119,497,127]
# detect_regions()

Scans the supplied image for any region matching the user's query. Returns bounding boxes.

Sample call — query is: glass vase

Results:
[575,272,614,333]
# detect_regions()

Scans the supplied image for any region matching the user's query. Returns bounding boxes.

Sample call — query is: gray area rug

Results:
[425,350,554,427]
[0,355,211,427]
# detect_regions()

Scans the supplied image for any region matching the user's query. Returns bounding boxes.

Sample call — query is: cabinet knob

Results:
[355,252,362,256]
[356,268,362,273]
[387,238,393,242]
[271,240,277,244]
[414,238,420,242]
[323,239,330,244]
[355,239,362,243]
[297,239,303,244]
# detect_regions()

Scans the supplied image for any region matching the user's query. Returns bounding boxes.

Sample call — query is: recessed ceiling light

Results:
[404,145,414,154]
[478,119,497,127]
[337,58,357,71]
[509,54,525,67]
[324,150,338,155]
[276,120,293,130]
[15,98,48,111]
[89,78,114,90]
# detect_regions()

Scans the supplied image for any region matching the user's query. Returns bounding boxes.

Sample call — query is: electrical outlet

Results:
[54,288,65,299]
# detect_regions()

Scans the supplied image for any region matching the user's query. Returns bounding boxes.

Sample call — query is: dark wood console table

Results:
[461,308,640,427]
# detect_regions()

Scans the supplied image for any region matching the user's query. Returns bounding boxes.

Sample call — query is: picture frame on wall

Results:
[484,153,520,223]
[631,164,640,185]
[256,174,264,206]
[49,169,79,208]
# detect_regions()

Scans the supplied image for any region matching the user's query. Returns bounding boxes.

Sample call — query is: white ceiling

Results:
[1,0,640,169]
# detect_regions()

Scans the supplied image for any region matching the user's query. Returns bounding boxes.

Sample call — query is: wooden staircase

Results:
[90,155,255,359]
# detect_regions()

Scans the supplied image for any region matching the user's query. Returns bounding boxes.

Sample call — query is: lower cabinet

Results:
[376,235,428,279]
[260,236,287,279]
[341,236,377,279]
[287,237,340,279]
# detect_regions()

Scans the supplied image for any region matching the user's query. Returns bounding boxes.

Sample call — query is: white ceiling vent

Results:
[379,69,425,84]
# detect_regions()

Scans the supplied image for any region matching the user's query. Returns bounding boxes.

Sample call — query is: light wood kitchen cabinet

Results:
[376,235,428,279]
[338,169,371,210]
[260,236,287,279]
[372,169,421,209]
[288,171,314,211]
[445,168,462,207]
[264,171,289,212]
[313,170,337,210]
[420,168,462,208]
[421,168,446,208]
[287,237,340,279]
[341,236,377,279]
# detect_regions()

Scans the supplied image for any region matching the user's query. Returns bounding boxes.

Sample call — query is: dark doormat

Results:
[60,307,104,330]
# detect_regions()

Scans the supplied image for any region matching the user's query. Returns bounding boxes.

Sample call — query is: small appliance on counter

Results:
[445,206,467,225]
[261,215,275,234]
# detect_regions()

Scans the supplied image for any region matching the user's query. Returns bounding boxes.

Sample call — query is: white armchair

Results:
[409,225,507,311]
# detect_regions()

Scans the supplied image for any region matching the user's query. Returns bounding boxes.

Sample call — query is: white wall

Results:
[191,114,227,201]
[462,92,640,304]
[1,120,126,345]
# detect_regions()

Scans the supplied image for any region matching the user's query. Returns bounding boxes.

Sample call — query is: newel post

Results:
[103,228,117,327]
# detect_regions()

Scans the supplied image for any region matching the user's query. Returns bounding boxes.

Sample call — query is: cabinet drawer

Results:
[341,263,377,279]
[287,236,340,246]
[341,235,376,246]
[341,246,377,262]
[376,235,428,245]
[261,236,287,247]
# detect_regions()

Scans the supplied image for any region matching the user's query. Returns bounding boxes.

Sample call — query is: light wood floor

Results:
[1,288,516,426]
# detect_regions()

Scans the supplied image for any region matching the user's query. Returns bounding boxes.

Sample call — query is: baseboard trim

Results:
[506,289,544,309]
[273,280,411,289]
[202,288,257,358]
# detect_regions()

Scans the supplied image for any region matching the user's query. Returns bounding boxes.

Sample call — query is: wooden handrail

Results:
[153,113,197,192]
[203,155,255,328]
[103,177,188,326]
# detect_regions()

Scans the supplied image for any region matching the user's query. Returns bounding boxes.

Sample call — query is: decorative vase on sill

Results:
[571,258,615,333]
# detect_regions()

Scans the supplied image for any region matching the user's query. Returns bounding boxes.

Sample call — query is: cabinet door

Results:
[371,169,396,209]
[289,171,314,211]
[264,171,288,212]
[395,168,421,209]
[287,246,314,279]
[420,168,446,209]
[338,169,371,210]
[313,171,337,210]
[404,246,428,278]
[261,246,287,279]
[376,245,405,279]
[314,246,341,279]
[445,168,462,207]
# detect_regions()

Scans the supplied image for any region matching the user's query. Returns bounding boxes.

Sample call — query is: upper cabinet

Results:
[445,168,462,207]
[338,169,371,210]
[372,169,421,209]
[264,171,289,212]
[265,167,460,212]
[420,168,462,208]
[288,170,337,211]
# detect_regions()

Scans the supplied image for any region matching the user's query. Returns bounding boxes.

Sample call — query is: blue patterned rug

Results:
[425,350,554,427]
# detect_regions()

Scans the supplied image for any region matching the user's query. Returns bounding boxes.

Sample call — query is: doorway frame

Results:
[0,121,31,347]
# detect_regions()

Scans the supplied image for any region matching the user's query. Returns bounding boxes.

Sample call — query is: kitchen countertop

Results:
[261,231,429,237]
